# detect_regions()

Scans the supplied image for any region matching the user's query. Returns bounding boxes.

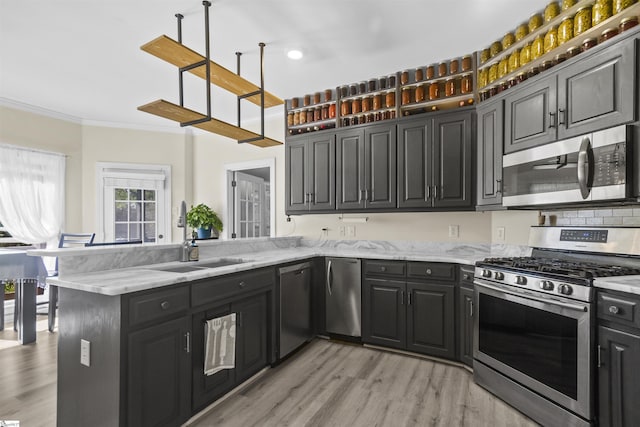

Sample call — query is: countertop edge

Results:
[48,249,483,296]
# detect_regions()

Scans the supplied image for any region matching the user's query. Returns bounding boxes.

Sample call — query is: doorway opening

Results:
[225,159,275,239]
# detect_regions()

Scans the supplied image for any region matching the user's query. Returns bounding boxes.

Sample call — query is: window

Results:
[97,163,171,244]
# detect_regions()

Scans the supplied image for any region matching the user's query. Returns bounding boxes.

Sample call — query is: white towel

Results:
[204,313,236,376]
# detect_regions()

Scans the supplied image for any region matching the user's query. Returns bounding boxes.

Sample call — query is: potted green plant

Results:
[186,203,223,239]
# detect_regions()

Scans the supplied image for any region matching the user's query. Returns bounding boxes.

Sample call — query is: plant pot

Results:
[4,292,15,301]
[196,227,212,239]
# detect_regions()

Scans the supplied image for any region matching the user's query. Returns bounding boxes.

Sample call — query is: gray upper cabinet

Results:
[504,35,636,154]
[285,133,335,213]
[476,98,504,207]
[336,123,397,210]
[556,36,635,139]
[504,73,557,153]
[398,118,432,208]
[432,111,474,208]
[398,109,474,209]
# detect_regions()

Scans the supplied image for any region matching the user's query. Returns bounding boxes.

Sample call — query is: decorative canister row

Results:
[478,0,639,100]
[400,74,474,106]
[402,55,473,85]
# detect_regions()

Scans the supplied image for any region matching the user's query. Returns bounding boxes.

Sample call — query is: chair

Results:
[45,232,95,332]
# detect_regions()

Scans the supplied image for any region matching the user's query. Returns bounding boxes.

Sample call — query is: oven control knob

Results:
[494,272,505,280]
[482,269,492,278]
[558,284,573,295]
[515,276,527,286]
[539,280,554,291]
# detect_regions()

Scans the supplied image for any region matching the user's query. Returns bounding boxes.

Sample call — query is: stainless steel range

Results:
[473,226,640,427]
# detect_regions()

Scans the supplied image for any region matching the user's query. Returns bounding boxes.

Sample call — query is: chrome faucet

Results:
[177,200,192,262]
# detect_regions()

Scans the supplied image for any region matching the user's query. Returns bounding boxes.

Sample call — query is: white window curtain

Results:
[0,144,66,249]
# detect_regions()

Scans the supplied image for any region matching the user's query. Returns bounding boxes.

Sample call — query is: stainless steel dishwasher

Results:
[325,257,361,337]
[278,262,314,359]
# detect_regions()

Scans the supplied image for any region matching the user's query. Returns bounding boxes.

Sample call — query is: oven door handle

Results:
[474,281,588,312]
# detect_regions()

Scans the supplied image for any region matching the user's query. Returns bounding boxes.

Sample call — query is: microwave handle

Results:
[577,137,592,199]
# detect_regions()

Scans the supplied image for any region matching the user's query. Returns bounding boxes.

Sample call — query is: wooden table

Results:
[0,248,47,344]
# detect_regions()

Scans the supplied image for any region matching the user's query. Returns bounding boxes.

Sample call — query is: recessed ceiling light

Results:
[287,49,303,60]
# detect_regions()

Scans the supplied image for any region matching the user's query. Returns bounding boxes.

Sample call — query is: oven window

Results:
[479,294,578,399]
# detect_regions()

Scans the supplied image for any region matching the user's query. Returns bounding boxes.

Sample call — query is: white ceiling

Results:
[0,0,549,129]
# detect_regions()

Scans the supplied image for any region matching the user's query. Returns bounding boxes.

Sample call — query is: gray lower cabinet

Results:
[285,132,336,213]
[336,123,397,210]
[362,260,456,359]
[398,109,474,209]
[476,98,503,208]
[128,316,191,427]
[191,269,274,413]
[597,290,640,427]
[504,34,636,154]
[457,285,474,367]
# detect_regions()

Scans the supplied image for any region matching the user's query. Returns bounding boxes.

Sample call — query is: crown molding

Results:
[0,97,83,124]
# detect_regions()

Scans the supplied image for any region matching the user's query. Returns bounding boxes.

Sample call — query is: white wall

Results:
[0,103,543,246]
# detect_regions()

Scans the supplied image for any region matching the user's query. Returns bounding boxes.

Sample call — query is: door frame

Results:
[224,158,276,239]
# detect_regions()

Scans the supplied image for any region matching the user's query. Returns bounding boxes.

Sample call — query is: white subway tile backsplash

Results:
[586,217,604,225]
[594,209,613,217]
[612,208,634,217]
[633,208,640,217]
[578,210,594,218]
[563,211,578,218]
[622,216,640,225]
[570,217,586,225]
[556,218,572,226]
[603,217,624,225]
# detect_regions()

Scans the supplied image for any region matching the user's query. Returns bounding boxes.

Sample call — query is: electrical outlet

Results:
[347,225,356,237]
[339,226,346,237]
[80,339,91,367]
[448,225,459,238]
[497,226,506,242]
[322,227,329,237]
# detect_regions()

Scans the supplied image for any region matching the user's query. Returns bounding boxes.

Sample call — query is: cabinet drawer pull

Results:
[160,301,171,310]
[463,273,470,280]
[426,268,432,275]
[380,266,387,272]
[238,281,246,288]
[608,305,620,315]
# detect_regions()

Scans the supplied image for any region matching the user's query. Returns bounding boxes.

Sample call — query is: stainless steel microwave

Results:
[502,125,631,207]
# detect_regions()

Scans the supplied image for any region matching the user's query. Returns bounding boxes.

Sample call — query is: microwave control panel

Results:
[593,143,626,187]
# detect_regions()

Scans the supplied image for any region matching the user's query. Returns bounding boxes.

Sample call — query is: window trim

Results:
[96,162,171,244]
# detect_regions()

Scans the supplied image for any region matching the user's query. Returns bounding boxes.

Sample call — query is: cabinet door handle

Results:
[365,189,369,202]
[185,332,191,353]
[408,292,412,305]
[496,179,502,194]
[425,185,431,200]
[160,301,170,310]
[309,193,314,204]
[359,189,364,203]
[238,312,243,328]
[470,301,474,318]
[558,108,566,125]
[597,344,602,368]
[326,260,333,296]
[432,185,438,200]
[401,291,405,305]
[549,112,557,129]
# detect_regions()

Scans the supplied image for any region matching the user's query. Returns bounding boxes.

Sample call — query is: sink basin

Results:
[154,265,206,273]
[197,258,249,269]
[151,258,250,273]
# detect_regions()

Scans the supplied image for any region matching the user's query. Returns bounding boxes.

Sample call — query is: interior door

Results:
[233,171,266,238]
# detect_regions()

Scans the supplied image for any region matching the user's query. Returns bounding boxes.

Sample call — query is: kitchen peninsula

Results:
[30,237,527,426]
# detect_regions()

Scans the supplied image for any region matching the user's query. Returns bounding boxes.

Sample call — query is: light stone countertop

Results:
[47,244,497,296]
[594,276,640,296]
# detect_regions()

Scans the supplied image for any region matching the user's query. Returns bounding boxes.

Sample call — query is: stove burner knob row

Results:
[494,272,505,280]
[558,284,573,295]
[539,280,554,291]
[482,269,492,278]
[515,275,527,286]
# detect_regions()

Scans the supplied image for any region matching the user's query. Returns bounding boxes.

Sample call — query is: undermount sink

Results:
[152,258,249,273]
[197,258,248,268]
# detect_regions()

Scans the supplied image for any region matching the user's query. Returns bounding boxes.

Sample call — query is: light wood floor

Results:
[0,326,538,427]
[189,340,539,427]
